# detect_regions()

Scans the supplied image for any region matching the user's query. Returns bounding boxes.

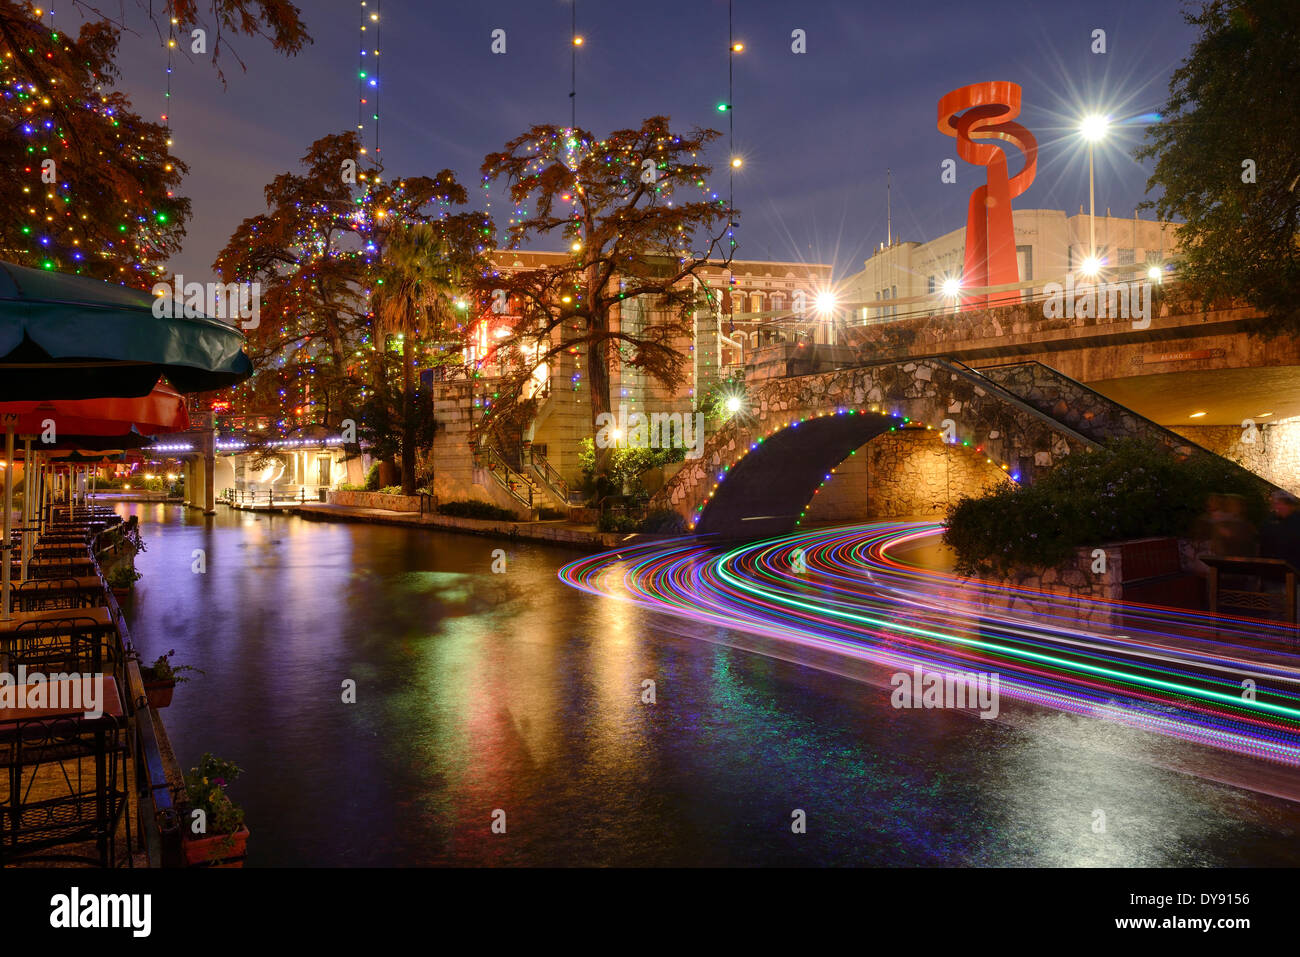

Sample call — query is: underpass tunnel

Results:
[694,412,892,539]
[694,415,1018,540]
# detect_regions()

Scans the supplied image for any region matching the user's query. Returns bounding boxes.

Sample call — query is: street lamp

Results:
[1079,114,1109,276]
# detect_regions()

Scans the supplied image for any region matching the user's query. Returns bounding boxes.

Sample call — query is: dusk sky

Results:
[100,0,1199,281]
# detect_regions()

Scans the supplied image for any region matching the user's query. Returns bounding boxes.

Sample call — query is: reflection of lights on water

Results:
[559,524,1300,767]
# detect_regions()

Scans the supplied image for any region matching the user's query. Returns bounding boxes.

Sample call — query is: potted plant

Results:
[106,563,142,597]
[182,753,249,867]
[139,649,203,709]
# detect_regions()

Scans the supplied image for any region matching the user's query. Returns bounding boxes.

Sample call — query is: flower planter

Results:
[142,678,175,709]
[111,586,131,599]
[183,825,250,867]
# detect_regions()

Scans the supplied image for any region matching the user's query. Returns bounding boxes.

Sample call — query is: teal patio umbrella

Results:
[0,260,253,400]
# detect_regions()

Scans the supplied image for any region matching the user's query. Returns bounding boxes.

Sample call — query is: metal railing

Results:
[88,522,188,868]
[221,486,328,507]
[479,444,534,510]
[528,447,580,506]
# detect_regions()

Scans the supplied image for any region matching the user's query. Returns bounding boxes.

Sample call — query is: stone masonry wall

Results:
[802,429,1014,524]
[958,544,1125,631]
[327,490,423,512]
[428,379,532,517]
[1173,418,1300,495]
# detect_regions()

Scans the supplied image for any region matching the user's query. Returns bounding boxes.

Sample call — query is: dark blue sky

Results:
[103,0,1198,280]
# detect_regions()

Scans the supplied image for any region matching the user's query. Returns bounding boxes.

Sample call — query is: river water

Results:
[118,503,1300,866]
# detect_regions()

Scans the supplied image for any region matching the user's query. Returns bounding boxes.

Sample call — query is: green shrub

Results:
[637,508,687,534]
[106,563,142,588]
[183,753,245,840]
[436,500,518,521]
[537,507,566,521]
[598,512,640,532]
[364,463,382,491]
[944,438,1269,577]
[579,437,686,499]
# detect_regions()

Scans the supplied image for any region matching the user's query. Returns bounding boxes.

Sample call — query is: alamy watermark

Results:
[1042,273,1151,329]
[890,664,1000,719]
[0,667,105,719]
[151,274,261,329]
[594,402,705,460]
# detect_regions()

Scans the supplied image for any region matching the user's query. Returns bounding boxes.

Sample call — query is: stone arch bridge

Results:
[650,357,1223,540]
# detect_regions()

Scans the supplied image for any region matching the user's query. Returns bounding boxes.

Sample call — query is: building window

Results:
[1118,248,1135,265]
[1016,244,1033,282]
[928,275,936,294]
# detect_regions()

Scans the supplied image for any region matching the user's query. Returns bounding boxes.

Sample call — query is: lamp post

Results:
[1079,114,1109,276]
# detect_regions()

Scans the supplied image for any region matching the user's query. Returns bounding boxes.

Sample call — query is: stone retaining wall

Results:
[1174,418,1300,495]
[326,490,424,512]
[962,544,1125,630]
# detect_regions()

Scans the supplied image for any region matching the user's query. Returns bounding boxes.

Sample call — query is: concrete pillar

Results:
[202,429,216,515]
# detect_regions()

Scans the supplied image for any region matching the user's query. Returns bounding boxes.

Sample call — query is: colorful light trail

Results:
[559,523,1300,767]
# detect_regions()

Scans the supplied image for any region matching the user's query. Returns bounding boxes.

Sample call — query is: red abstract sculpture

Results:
[937,82,1038,308]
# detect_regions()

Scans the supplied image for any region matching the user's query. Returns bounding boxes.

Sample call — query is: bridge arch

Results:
[651,358,1096,539]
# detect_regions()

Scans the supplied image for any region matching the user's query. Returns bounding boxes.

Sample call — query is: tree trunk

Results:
[400,336,417,496]
[587,272,614,475]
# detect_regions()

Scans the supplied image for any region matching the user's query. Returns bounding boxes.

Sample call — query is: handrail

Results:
[479,444,534,509]
[528,447,579,506]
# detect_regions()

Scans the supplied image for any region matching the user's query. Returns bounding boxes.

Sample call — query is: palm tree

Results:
[369,223,464,496]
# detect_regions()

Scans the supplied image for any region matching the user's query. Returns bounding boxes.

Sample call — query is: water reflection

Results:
[118,504,1300,866]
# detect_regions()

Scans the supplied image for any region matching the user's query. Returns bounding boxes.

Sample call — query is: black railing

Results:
[93,523,185,868]
[480,445,534,510]
[528,447,580,506]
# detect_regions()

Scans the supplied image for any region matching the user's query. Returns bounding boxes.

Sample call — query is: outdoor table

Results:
[11,576,106,611]
[29,543,91,559]
[0,605,113,637]
[0,676,127,867]
[8,557,97,578]
[0,607,118,684]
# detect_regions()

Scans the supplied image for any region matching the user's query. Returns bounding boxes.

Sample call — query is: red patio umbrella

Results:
[1,384,188,616]
[0,381,189,437]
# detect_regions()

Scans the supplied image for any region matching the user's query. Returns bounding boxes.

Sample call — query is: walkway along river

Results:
[119,503,1300,866]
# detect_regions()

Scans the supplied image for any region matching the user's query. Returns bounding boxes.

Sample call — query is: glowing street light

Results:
[1079,114,1109,142]
[1081,255,1102,278]
[730,156,743,169]
[815,291,838,316]
[940,277,961,298]
[1146,265,1163,283]
[724,395,744,415]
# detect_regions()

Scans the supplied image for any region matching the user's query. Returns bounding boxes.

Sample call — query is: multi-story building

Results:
[434,252,834,507]
[841,209,1181,321]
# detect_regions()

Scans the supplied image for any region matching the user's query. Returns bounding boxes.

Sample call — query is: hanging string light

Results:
[358,0,380,159]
